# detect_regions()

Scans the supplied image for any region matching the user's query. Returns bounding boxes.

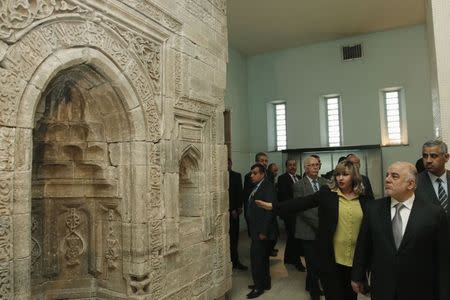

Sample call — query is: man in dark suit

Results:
[293,156,328,300]
[228,158,248,270]
[243,152,280,256]
[246,163,278,299]
[277,159,303,269]
[243,152,269,228]
[416,139,449,219]
[351,161,449,300]
[347,154,375,199]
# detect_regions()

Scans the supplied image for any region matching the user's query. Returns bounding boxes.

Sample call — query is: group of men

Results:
[228,139,450,300]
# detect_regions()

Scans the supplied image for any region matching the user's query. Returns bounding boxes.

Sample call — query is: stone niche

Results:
[0,0,230,299]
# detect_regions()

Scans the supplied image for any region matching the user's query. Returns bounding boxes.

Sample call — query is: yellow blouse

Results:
[333,188,363,267]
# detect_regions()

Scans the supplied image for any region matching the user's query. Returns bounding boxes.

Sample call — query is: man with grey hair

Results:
[416,139,450,217]
[293,156,328,300]
[351,161,449,300]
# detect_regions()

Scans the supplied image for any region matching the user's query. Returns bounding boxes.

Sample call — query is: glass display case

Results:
[282,145,383,198]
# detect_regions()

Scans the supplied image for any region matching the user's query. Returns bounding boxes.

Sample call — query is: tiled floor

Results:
[226,230,370,300]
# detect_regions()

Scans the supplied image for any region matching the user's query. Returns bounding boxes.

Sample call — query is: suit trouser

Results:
[320,263,357,300]
[281,215,299,263]
[229,214,240,264]
[302,239,321,295]
[250,239,271,289]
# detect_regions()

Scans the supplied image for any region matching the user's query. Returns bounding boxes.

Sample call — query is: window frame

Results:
[267,100,287,151]
[379,87,408,146]
[323,95,343,147]
[274,102,287,151]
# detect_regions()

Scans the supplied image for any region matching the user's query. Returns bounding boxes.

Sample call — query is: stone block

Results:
[13,213,30,259]
[162,173,179,218]
[131,141,147,166]
[14,128,33,172]
[130,223,149,264]
[13,257,31,297]
[128,107,147,142]
[163,218,179,255]
[130,165,148,222]
[12,171,31,214]
[0,172,13,216]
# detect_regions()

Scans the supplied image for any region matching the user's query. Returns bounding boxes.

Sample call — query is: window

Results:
[380,88,407,145]
[325,96,342,147]
[274,103,287,151]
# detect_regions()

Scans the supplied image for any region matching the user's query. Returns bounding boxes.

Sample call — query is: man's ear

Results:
[444,153,450,163]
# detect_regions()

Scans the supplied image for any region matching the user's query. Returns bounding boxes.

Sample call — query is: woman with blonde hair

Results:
[256,160,370,300]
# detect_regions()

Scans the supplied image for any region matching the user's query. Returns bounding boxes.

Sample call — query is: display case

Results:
[282,145,383,198]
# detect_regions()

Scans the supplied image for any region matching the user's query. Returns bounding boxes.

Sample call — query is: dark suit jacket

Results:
[274,186,369,273]
[246,178,278,240]
[352,196,449,300]
[243,172,253,218]
[228,170,243,212]
[362,175,375,200]
[277,173,301,203]
[416,170,450,218]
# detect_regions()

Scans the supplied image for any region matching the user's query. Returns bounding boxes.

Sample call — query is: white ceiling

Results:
[227,0,426,55]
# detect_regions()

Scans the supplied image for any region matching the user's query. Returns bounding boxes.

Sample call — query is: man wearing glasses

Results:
[416,139,450,219]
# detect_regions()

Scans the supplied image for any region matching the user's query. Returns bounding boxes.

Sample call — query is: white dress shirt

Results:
[390,195,415,236]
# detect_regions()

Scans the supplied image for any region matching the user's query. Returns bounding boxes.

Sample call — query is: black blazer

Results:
[362,175,375,200]
[416,170,450,218]
[228,170,243,212]
[274,186,369,273]
[246,178,278,240]
[277,173,301,203]
[352,196,449,300]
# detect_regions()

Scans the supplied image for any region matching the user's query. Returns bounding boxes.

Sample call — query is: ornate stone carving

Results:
[175,97,216,116]
[163,285,192,300]
[150,220,163,253]
[0,263,11,300]
[174,51,182,97]
[63,208,85,266]
[0,217,11,263]
[0,0,79,41]
[118,0,182,32]
[129,273,151,295]
[0,69,24,126]
[149,255,163,298]
[0,127,14,171]
[104,209,120,271]
[209,0,227,14]
[30,215,42,275]
[104,20,162,94]
[0,175,11,216]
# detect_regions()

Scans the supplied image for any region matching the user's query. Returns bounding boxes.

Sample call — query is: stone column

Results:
[426,0,450,142]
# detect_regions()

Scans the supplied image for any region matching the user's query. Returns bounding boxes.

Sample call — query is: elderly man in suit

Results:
[416,139,449,219]
[293,156,328,300]
[351,161,449,300]
[246,163,278,299]
[277,159,304,270]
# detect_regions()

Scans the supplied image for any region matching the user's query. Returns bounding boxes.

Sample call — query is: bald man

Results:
[351,162,449,300]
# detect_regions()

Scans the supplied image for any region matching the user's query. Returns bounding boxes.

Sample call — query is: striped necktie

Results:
[312,179,319,192]
[436,178,448,211]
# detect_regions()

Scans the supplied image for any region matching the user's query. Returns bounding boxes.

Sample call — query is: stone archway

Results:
[10,41,154,298]
[30,63,132,298]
